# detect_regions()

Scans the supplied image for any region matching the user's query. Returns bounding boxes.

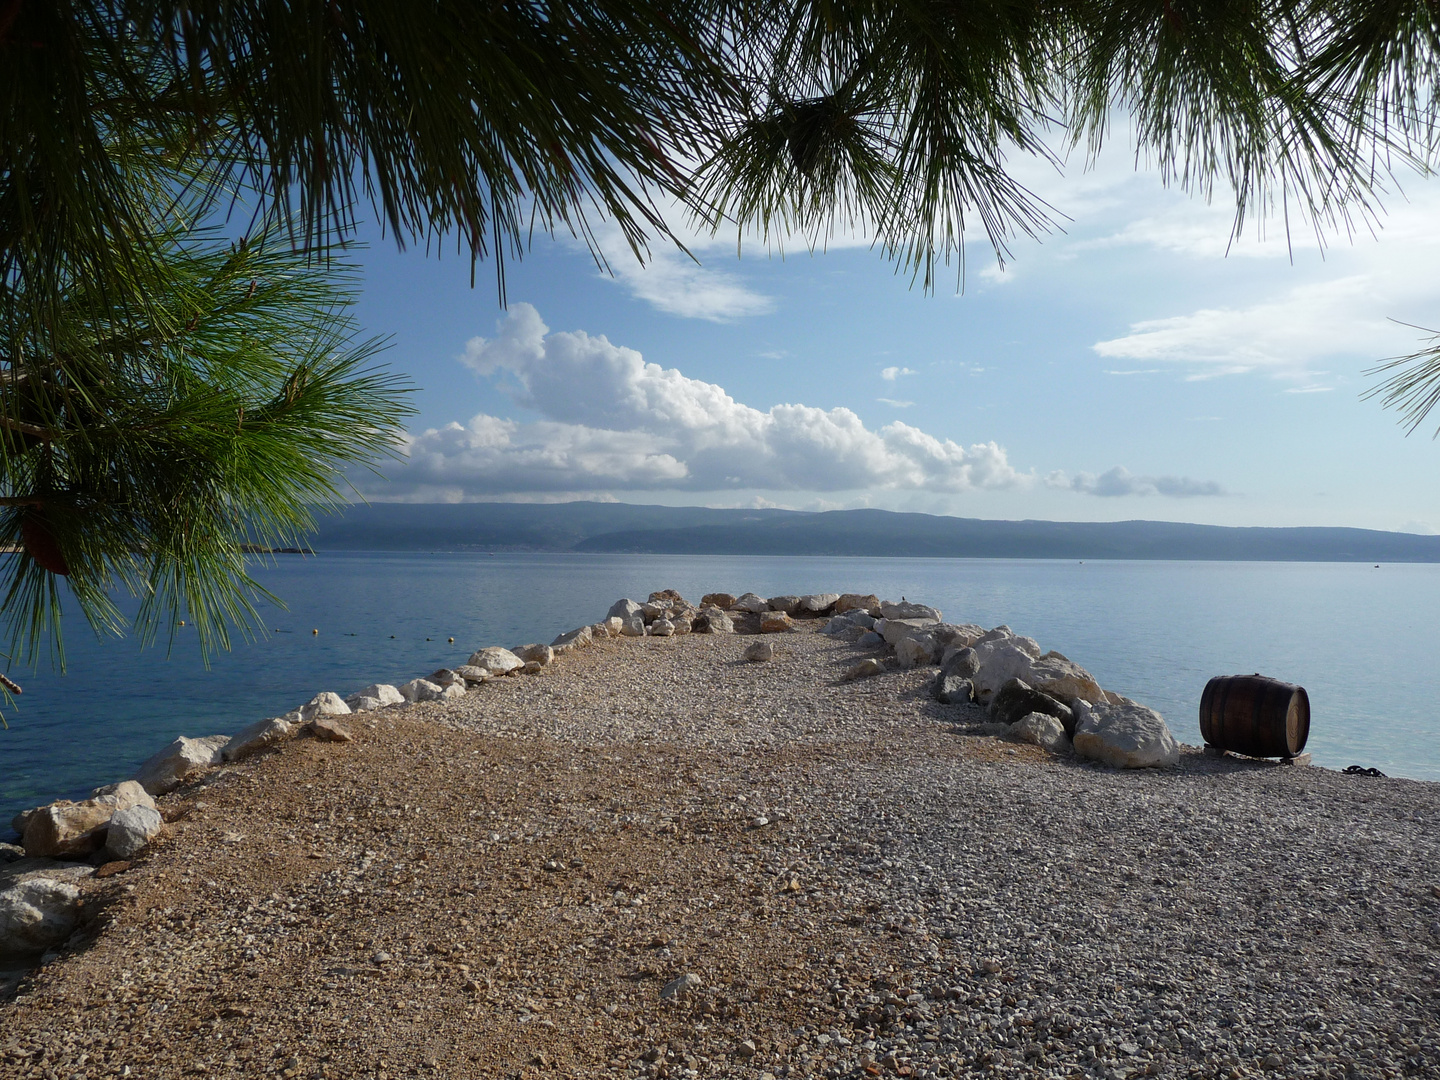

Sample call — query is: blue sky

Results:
[343,144,1440,532]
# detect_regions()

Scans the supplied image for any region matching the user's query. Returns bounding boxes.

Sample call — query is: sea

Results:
[2,552,1437,823]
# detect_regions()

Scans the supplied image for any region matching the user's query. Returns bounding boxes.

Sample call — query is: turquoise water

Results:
[2,553,1437,822]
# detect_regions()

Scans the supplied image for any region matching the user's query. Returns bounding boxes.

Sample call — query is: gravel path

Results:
[3,625,1438,1080]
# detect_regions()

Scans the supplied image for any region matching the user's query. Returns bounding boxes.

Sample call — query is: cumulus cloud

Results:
[881,366,917,381]
[380,304,1027,499]
[1046,466,1225,498]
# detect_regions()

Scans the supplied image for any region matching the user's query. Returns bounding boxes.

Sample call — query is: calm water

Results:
[2,553,1437,821]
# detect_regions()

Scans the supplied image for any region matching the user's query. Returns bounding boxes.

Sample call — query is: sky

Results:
[341,140,1440,533]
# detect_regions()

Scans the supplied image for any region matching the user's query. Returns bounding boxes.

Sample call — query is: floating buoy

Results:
[448,637,454,643]
[179,620,185,626]
[390,635,395,639]
[312,629,318,635]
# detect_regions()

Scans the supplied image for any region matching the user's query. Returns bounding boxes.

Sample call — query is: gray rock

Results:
[879,617,940,646]
[0,843,23,863]
[552,626,593,649]
[744,641,775,662]
[19,781,157,858]
[941,646,981,679]
[834,593,880,613]
[649,618,676,637]
[660,972,703,999]
[895,633,940,669]
[399,678,445,703]
[797,593,841,615]
[618,614,647,637]
[933,674,974,706]
[990,678,1074,734]
[0,878,80,953]
[695,606,734,634]
[1012,712,1072,754]
[512,643,554,666]
[856,631,883,648]
[732,592,769,614]
[451,667,491,686]
[104,804,163,858]
[766,595,802,615]
[844,658,885,681]
[1073,700,1180,768]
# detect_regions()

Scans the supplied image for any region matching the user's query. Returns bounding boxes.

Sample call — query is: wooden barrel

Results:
[1199,674,1310,758]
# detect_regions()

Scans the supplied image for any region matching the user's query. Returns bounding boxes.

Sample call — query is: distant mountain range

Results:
[306,502,1440,562]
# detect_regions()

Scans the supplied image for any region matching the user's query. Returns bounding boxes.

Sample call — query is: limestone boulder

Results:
[649,618,676,637]
[223,717,295,762]
[970,640,1039,703]
[932,623,986,649]
[648,588,687,605]
[399,678,445,703]
[990,678,1074,733]
[512,644,554,667]
[640,601,668,623]
[766,595,802,615]
[856,630,883,648]
[308,715,354,742]
[1013,712,1072,755]
[834,593,880,614]
[700,592,736,609]
[824,610,875,635]
[0,878,80,953]
[879,617,939,647]
[450,667,490,686]
[932,674,974,706]
[759,611,795,634]
[607,598,643,621]
[1073,701,1180,769]
[467,646,524,675]
[21,781,156,858]
[744,641,774,662]
[618,614,647,637]
[895,634,940,669]
[733,592,769,614]
[880,600,942,621]
[347,683,406,708]
[133,735,230,796]
[440,681,466,700]
[104,805,163,859]
[299,692,351,723]
[797,594,840,616]
[1026,652,1104,704]
[552,626,593,650]
[601,617,625,637]
[672,615,692,635]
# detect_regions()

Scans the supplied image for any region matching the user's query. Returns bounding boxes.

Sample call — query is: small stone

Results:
[736,1040,757,1059]
[759,611,795,634]
[660,972,702,999]
[104,804,163,858]
[1263,1053,1284,1071]
[744,641,775,662]
[94,860,132,878]
[751,816,769,828]
[981,959,1002,974]
[373,951,392,965]
[844,658,885,681]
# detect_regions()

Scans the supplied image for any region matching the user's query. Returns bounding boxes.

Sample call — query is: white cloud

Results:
[1046,466,1225,498]
[877,397,915,408]
[605,244,775,321]
[375,304,1028,499]
[880,366,917,381]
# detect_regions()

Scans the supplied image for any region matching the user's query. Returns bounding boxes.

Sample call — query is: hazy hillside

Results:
[308,502,1440,562]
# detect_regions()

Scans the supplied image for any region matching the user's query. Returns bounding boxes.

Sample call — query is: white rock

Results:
[970,640,1039,703]
[466,646,524,674]
[347,683,406,708]
[660,972,703,999]
[895,634,940,669]
[640,601,668,623]
[1027,652,1104,704]
[592,621,617,639]
[618,614,647,637]
[0,878,80,953]
[451,667,490,686]
[223,717,295,762]
[880,617,939,646]
[671,615,692,635]
[440,682,466,701]
[299,691,351,722]
[399,678,445,703]
[880,600,942,621]
[104,804,163,858]
[513,643,554,666]
[19,781,157,858]
[132,735,230,796]
[1012,712,1072,754]
[1073,701,1180,769]
[649,618,675,637]
[607,598,643,620]
[347,696,383,713]
[744,641,774,662]
[1012,635,1042,659]
[732,592,769,614]
[552,626,593,649]
[798,593,840,614]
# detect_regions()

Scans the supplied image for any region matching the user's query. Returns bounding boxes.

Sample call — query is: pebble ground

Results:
[2,625,1438,1080]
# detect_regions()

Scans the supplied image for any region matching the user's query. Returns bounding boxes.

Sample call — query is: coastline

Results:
[3,610,1438,1078]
